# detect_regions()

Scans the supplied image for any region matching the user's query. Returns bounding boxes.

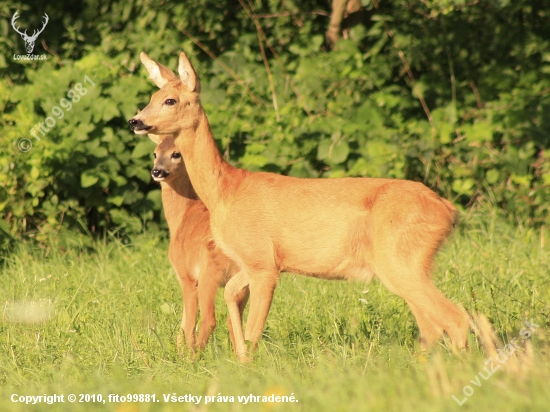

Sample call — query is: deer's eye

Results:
[172,152,181,159]
[153,153,157,158]
[164,99,177,106]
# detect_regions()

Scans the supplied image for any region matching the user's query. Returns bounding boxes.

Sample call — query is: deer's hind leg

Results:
[406,298,445,349]
[379,261,469,348]
[374,224,469,349]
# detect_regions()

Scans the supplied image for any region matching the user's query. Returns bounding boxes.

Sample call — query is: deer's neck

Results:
[160,178,197,236]
[175,110,238,209]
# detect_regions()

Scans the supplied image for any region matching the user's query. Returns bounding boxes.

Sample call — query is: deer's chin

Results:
[133,128,151,135]
[152,177,165,182]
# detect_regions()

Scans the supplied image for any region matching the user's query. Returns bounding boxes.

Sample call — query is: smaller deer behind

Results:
[150,134,248,352]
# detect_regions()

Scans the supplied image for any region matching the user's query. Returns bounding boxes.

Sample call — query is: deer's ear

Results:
[178,52,201,93]
[148,134,161,144]
[140,52,178,88]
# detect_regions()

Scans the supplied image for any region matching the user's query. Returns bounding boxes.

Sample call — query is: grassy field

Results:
[1,210,548,411]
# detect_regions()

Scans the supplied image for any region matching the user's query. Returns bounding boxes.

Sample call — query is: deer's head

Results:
[149,134,187,183]
[11,11,49,54]
[129,52,202,136]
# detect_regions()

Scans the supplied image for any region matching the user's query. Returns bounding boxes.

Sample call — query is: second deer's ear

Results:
[140,52,178,88]
[178,52,201,93]
[148,134,161,144]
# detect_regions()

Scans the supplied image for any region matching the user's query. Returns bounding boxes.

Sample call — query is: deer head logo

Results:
[11,11,49,54]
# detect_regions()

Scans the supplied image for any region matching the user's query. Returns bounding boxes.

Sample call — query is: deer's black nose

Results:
[129,118,153,132]
[128,118,141,130]
[151,168,168,179]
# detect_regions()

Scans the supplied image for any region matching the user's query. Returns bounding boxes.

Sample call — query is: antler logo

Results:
[11,11,49,54]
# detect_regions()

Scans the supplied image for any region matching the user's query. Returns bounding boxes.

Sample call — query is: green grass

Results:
[1,212,549,411]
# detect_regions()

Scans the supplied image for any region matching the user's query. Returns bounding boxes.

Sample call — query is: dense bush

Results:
[1,0,549,256]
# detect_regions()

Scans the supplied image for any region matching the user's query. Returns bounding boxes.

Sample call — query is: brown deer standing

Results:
[130,52,470,362]
[150,134,248,352]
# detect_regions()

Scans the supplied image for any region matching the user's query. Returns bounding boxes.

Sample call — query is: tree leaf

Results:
[132,141,154,159]
[81,171,99,188]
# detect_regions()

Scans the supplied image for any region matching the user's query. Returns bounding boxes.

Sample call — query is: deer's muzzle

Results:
[129,118,152,132]
[151,168,168,181]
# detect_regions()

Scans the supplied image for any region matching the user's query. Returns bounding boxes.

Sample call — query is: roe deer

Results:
[150,134,248,352]
[130,52,470,362]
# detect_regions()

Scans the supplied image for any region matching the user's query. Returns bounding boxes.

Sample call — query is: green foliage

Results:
[1,0,549,251]
[0,51,160,247]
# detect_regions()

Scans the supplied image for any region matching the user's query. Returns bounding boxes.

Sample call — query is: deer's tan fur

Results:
[150,134,248,352]
[131,52,470,362]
